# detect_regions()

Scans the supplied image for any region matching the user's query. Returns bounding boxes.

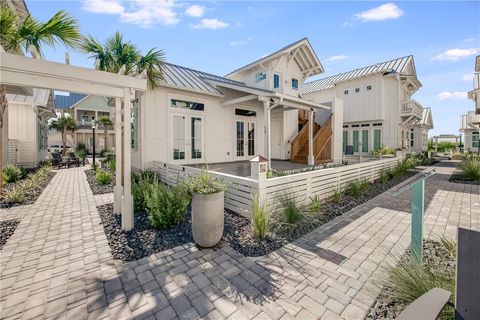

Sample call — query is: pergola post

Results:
[121,88,134,231]
[263,101,271,170]
[308,109,314,166]
[113,97,123,214]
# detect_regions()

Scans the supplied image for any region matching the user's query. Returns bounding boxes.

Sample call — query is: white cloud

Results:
[433,48,478,61]
[435,91,468,100]
[185,5,205,18]
[229,37,252,46]
[82,0,179,27]
[326,55,349,61]
[355,3,404,22]
[193,18,229,30]
[463,74,473,81]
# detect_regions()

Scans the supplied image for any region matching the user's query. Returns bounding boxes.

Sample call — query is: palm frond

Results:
[0,4,22,54]
[137,48,165,89]
[37,10,82,50]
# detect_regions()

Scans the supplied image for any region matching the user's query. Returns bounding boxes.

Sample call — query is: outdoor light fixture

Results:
[92,117,96,167]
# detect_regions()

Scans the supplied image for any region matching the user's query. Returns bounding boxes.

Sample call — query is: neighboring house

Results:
[460,55,480,152]
[133,38,343,170]
[51,93,114,153]
[6,89,55,167]
[303,56,433,155]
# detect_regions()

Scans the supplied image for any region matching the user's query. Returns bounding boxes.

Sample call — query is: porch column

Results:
[308,109,314,166]
[113,97,123,215]
[121,88,134,231]
[263,101,271,170]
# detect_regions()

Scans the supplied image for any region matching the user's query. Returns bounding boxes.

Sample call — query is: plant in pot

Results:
[185,170,227,248]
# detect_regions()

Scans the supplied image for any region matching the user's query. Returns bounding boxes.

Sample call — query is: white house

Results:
[6,89,55,167]
[460,55,480,152]
[50,93,114,153]
[132,38,344,171]
[303,56,433,154]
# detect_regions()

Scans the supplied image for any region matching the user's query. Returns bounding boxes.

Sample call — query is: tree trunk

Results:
[62,127,67,156]
[0,84,8,197]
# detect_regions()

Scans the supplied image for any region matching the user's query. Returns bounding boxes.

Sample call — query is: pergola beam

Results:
[220,94,257,107]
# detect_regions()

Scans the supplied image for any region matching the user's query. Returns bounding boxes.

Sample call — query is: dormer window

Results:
[291,78,299,90]
[273,74,280,89]
[355,88,360,93]
[344,90,349,95]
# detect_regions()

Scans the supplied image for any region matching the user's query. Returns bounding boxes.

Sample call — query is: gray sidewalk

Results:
[0,161,478,319]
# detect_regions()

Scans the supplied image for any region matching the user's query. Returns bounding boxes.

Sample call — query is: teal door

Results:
[353,130,359,152]
[343,131,348,152]
[374,129,381,151]
[362,130,369,153]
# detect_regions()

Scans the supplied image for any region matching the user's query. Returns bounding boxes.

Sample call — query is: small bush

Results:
[100,149,108,157]
[91,162,99,172]
[379,170,390,185]
[347,179,369,197]
[185,170,227,195]
[332,189,343,204]
[106,160,116,172]
[250,195,270,240]
[75,149,87,159]
[145,183,190,228]
[95,170,112,185]
[3,164,25,183]
[4,187,26,204]
[450,153,463,160]
[308,195,322,214]
[132,173,157,212]
[280,193,302,224]
[458,158,480,181]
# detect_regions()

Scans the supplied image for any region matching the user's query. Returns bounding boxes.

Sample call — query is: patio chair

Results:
[66,152,81,167]
[51,152,68,169]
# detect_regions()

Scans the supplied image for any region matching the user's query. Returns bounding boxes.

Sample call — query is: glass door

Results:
[171,114,203,163]
[352,130,359,153]
[361,129,369,153]
[236,120,256,159]
[172,114,186,161]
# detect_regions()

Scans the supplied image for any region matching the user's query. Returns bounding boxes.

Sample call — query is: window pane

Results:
[173,115,185,160]
[235,109,256,117]
[362,130,369,153]
[374,129,381,150]
[343,131,348,152]
[353,131,359,152]
[236,121,244,156]
[171,99,204,111]
[248,123,255,156]
[191,117,202,159]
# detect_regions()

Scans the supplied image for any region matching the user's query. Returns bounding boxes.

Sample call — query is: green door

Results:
[343,131,348,152]
[362,130,369,153]
[353,130,359,152]
[374,129,381,151]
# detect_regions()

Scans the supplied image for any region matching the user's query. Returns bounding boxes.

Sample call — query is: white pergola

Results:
[0,52,147,230]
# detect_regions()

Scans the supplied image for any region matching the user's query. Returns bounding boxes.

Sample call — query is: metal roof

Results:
[54,93,87,109]
[225,37,323,78]
[6,88,51,107]
[303,56,413,94]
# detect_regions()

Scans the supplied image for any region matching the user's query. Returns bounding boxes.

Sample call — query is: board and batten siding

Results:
[150,156,403,218]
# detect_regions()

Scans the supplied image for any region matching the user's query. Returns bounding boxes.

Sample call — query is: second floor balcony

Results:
[460,111,480,130]
[401,101,423,119]
[76,121,113,131]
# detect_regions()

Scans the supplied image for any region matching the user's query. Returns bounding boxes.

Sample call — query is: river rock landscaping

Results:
[85,169,115,194]
[98,167,420,261]
[0,219,20,250]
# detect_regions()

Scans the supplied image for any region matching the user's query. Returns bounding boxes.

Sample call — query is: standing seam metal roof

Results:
[303,56,413,94]
[54,93,87,109]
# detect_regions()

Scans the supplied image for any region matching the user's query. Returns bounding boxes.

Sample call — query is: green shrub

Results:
[91,162,99,172]
[132,173,157,212]
[95,169,112,185]
[379,170,390,185]
[308,195,322,214]
[3,164,25,183]
[106,160,116,172]
[280,193,302,224]
[4,187,26,204]
[332,189,343,204]
[185,170,227,195]
[100,149,108,157]
[75,149,87,159]
[347,179,369,197]
[145,183,190,228]
[250,195,270,240]
[383,239,456,320]
[458,158,480,181]
[372,145,396,156]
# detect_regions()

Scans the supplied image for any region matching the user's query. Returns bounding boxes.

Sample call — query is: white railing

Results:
[150,156,403,218]
[474,73,480,91]
[401,101,423,119]
[467,111,480,125]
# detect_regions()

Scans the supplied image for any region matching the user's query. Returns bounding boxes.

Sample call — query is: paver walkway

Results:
[0,161,479,320]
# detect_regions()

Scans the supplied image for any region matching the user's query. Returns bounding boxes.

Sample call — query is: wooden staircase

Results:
[290,114,332,164]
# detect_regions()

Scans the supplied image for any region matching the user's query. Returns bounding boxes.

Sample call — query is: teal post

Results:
[411,179,424,265]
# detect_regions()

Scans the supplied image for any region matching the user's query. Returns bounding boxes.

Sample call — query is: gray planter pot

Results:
[191,191,224,248]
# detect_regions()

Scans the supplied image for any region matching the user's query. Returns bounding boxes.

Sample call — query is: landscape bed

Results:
[0,219,20,250]
[98,169,419,262]
[85,169,115,194]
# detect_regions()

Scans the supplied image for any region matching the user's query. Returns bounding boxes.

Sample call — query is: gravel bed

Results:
[448,173,480,185]
[0,219,20,249]
[98,170,419,261]
[366,240,455,319]
[85,169,115,194]
[0,172,56,208]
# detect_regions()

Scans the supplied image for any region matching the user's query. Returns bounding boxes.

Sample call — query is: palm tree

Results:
[97,115,113,151]
[0,4,81,192]
[49,115,77,156]
[81,32,164,89]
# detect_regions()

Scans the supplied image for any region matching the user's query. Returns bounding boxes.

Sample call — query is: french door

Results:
[236,120,256,160]
[171,114,204,164]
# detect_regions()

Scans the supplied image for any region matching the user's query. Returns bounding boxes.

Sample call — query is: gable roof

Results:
[54,93,87,109]
[303,56,418,94]
[225,38,324,78]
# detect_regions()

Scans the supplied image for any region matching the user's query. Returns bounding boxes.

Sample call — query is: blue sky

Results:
[27,1,480,137]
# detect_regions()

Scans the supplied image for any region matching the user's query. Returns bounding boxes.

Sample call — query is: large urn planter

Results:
[185,170,227,248]
[191,191,224,247]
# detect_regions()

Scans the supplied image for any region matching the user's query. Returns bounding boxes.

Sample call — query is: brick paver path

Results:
[0,161,478,319]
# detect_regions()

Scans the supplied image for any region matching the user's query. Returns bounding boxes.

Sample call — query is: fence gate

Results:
[7,139,18,165]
